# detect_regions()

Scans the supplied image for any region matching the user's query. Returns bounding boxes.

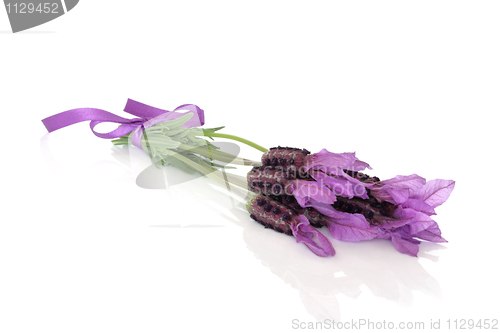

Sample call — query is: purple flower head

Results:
[247,194,335,257]
[250,146,455,257]
[307,176,455,256]
[307,200,382,242]
[369,177,455,256]
[304,149,373,199]
[247,165,337,208]
[257,147,372,201]
[305,148,372,174]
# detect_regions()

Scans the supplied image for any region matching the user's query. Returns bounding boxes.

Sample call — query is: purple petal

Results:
[377,174,427,193]
[391,233,419,257]
[402,236,421,245]
[325,213,380,242]
[395,226,421,244]
[412,179,455,208]
[305,149,371,174]
[413,224,447,243]
[310,170,368,199]
[291,216,335,257]
[407,211,437,235]
[306,199,383,241]
[336,174,371,199]
[394,227,422,245]
[392,208,446,242]
[375,230,392,240]
[367,174,426,204]
[349,159,372,172]
[401,199,436,215]
[392,206,417,220]
[366,186,408,205]
[306,199,345,218]
[390,207,444,240]
[374,215,414,230]
[384,187,410,204]
[392,206,433,232]
[291,180,337,207]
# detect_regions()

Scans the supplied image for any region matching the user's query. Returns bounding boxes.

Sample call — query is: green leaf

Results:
[162,156,198,174]
[202,126,225,135]
[152,113,194,130]
[205,140,218,149]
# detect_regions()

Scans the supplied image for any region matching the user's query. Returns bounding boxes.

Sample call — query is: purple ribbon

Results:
[41,99,205,149]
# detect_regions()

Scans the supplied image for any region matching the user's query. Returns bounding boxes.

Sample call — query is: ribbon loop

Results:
[41,99,205,150]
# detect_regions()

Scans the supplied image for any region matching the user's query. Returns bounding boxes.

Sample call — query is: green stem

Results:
[112,130,268,154]
[111,138,128,145]
[112,137,261,167]
[178,143,260,166]
[111,133,251,198]
[170,152,249,198]
[201,132,268,153]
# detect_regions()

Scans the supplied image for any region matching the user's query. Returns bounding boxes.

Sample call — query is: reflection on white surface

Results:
[130,159,447,321]
[223,201,444,320]
[41,136,445,321]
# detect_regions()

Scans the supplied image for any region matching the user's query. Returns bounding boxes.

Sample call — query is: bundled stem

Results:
[198,131,268,153]
[168,152,250,200]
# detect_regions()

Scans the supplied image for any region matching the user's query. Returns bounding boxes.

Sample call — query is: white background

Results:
[1,1,499,332]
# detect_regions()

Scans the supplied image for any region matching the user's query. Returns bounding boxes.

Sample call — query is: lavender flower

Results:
[305,148,372,200]
[249,147,455,257]
[323,173,455,257]
[256,147,372,205]
[368,177,455,256]
[247,194,335,257]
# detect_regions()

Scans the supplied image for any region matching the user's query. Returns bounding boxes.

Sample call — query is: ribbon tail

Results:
[42,108,130,132]
[123,99,170,119]
[124,99,205,127]
[42,107,143,139]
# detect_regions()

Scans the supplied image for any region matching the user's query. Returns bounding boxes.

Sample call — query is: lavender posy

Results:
[41,99,454,258]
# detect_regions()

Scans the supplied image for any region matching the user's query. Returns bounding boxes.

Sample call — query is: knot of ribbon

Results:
[41,99,205,149]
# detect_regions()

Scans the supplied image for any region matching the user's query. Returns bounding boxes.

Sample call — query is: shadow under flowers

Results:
[236,208,445,320]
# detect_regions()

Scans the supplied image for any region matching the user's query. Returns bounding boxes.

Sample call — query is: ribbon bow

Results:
[41,99,205,149]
